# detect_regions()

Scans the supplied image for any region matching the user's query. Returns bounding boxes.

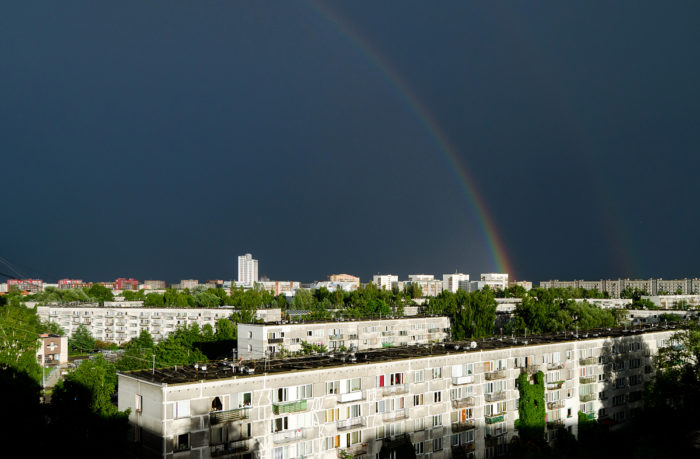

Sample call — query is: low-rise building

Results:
[36,334,68,365]
[7,278,43,293]
[643,295,700,309]
[238,316,451,359]
[328,274,360,288]
[118,326,675,459]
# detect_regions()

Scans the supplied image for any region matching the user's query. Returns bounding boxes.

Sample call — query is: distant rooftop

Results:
[120,324,678,385]
[245,314,448,326]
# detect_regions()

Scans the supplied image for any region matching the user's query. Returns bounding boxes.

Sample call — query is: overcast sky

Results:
[2,1,699,283]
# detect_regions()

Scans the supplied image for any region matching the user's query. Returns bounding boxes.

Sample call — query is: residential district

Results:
[1,253,699,459]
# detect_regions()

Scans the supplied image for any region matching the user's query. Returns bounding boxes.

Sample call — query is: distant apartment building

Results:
[643,294,700,309]
[540,278,700,298]
[115,278,139,291]
[7,278,43,293]
[310,281,358,292]
[238,254,259,287]
[237,316,451,360]
[328,274,360,288]
[143,280,167,290]
[443,273,470,293]
[37,305,282,345]
[258,281,300,297]
[373,275,398,291]
[58,279,86,289]
[405,275,444,297]
[508,280,532,291]
[180,279,199,290]
[573,298,633,309]
[469,273,508,292]
[118,327,674,459]
[36,334,68,365]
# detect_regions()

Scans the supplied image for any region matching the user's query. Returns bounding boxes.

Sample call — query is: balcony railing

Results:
[485,391,506,402]
[337,391,363,403]
[382,384,408,396]
[547,362,565,370]
[452,442,476,456]
[485,414,505,424]
[451,419,476,433]
[579,357,597,365]
[329,334,344,340]
[547,400,564,410]
[452,396,476,408]
[339,443,368,458]
[452,375,474,385]
[210,407,250,424]
[268,337,283,344]
[579,376,596,384]
[580,394,597,402]
[272,399,307,415]
[337,416,365,431]
[211,440,249,456]
[383,409,408,422]
[485,369,507,380]
[272,429,305,444]
[546,381,564,390]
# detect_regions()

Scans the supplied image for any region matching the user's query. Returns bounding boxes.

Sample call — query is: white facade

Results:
[443,274,470,293]
[643,295,700,309]
[238,254,259,287]
[36,306,282,345]
[309,281,358,292]
[118,328,674,459]
[238,316,451,359]
[373,275,398,291]
[258,281,301,297]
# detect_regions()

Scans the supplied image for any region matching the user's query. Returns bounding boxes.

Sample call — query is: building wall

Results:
[238,254,259,287]
[118,329,674,459]
[237,317,451,360]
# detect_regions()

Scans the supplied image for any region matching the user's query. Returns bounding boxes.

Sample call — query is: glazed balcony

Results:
[272,399,307,415]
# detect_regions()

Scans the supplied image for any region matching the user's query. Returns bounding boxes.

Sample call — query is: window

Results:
[414,370,424,383]
[135,394,143,413]
[431,367,442,379]
[567,408,572,418]
[413,394,424,406]
[174,400,190,419]
[414,417,425,431]
[432,414,442,427]
[451,408,473,423]
[414,441,424,455]
[432,437,443,451]
[174,433,190,451]
[236,392,252,407]
[433,391,441,403]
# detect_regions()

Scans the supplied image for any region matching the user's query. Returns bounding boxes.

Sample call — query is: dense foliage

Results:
[426,288,497,339]
[515,371,545,442]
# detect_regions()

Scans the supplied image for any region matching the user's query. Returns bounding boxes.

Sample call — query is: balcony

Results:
[485,391,506,402]
[329,334,344,340]
[383,409,408,422]
[579,376,596,384]
[210,407,250,424]
[452,375,474,385]
[547,362,565,371]
[451,419,476,433]
[452,396,476,408]
[547,400,564,410]
[524,364,541,375]
[382,384,408,396]
[337,391,363,403]
[485,414,505,424]
[381,331,394,337]
[339,443,368,457]
[546,419,564,429]
[272,429,305,444]
[337,416,365,431]
[452,442,476,456]
[579,357,597,365]
[347,334,359,340]
[580,394,597,402]
[546,381,564,390]
[272,400,307,415]
[268,337,283,344]
[485,369,507,380]
[211,440,250,456]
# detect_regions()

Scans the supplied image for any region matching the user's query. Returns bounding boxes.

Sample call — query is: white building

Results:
[470,273,508,292]
[257,281,301,297]
[238,254,259,287]
[237,316,451,359]
[180,279,199,290]
[405,275,444,297]
[310,281,359,292]
[443,273,470,293]
[118,326,675,459]
[373,275,398,291]
[643,295,700,309]
[36,305,282,345]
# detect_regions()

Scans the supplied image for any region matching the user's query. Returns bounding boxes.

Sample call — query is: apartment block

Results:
[373,275,398,291]
[37,306,282,345]
[58,278,86,289]
[643,294,700,309]
[7,278,43,293]
[328,274,360,288]
[540,278,700,297]
[443,274,470,293]
[118,327,674,459]
[237,316,451,359]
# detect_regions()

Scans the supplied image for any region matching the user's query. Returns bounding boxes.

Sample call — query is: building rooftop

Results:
[120,323,678,385]
[243,314,447,326]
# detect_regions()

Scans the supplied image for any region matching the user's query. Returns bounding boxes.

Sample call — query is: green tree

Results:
[0,303,43,382]
[215,318,235,341]
[86,284,115,303]
[70,324,96,354]
[55,355,119,416]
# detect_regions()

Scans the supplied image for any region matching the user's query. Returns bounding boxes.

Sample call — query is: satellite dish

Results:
[470,341,477,349]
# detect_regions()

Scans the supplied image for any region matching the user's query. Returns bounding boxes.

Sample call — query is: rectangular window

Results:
[432,414,442,427]
[135,394,143,413]
[432,367,442,379]
[413,394,424,406]
[414,370,424,383]
[433,391,441,403]
[174,433,190,451]
[174,400,190,419]
[414,417,425,431]
[432,437,443,451]
[414,441,424,455]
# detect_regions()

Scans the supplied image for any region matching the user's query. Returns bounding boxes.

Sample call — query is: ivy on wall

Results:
[515,370,546,442]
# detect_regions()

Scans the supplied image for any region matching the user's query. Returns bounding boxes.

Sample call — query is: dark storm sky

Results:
[2,1,699,284]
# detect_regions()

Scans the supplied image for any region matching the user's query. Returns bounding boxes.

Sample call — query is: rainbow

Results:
[309,1,514,276]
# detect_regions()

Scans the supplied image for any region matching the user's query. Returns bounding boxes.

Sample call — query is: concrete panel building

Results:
[443,274,470,294]
[373,275,398,291]
[118,327,675,459]
[37,305,282,345]
[36,334,68,365]
[238,254,259,287]
[237,316,451,360]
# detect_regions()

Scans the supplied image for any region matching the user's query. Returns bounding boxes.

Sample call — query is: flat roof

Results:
[119,324,678,385]
[240,315,449,327]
